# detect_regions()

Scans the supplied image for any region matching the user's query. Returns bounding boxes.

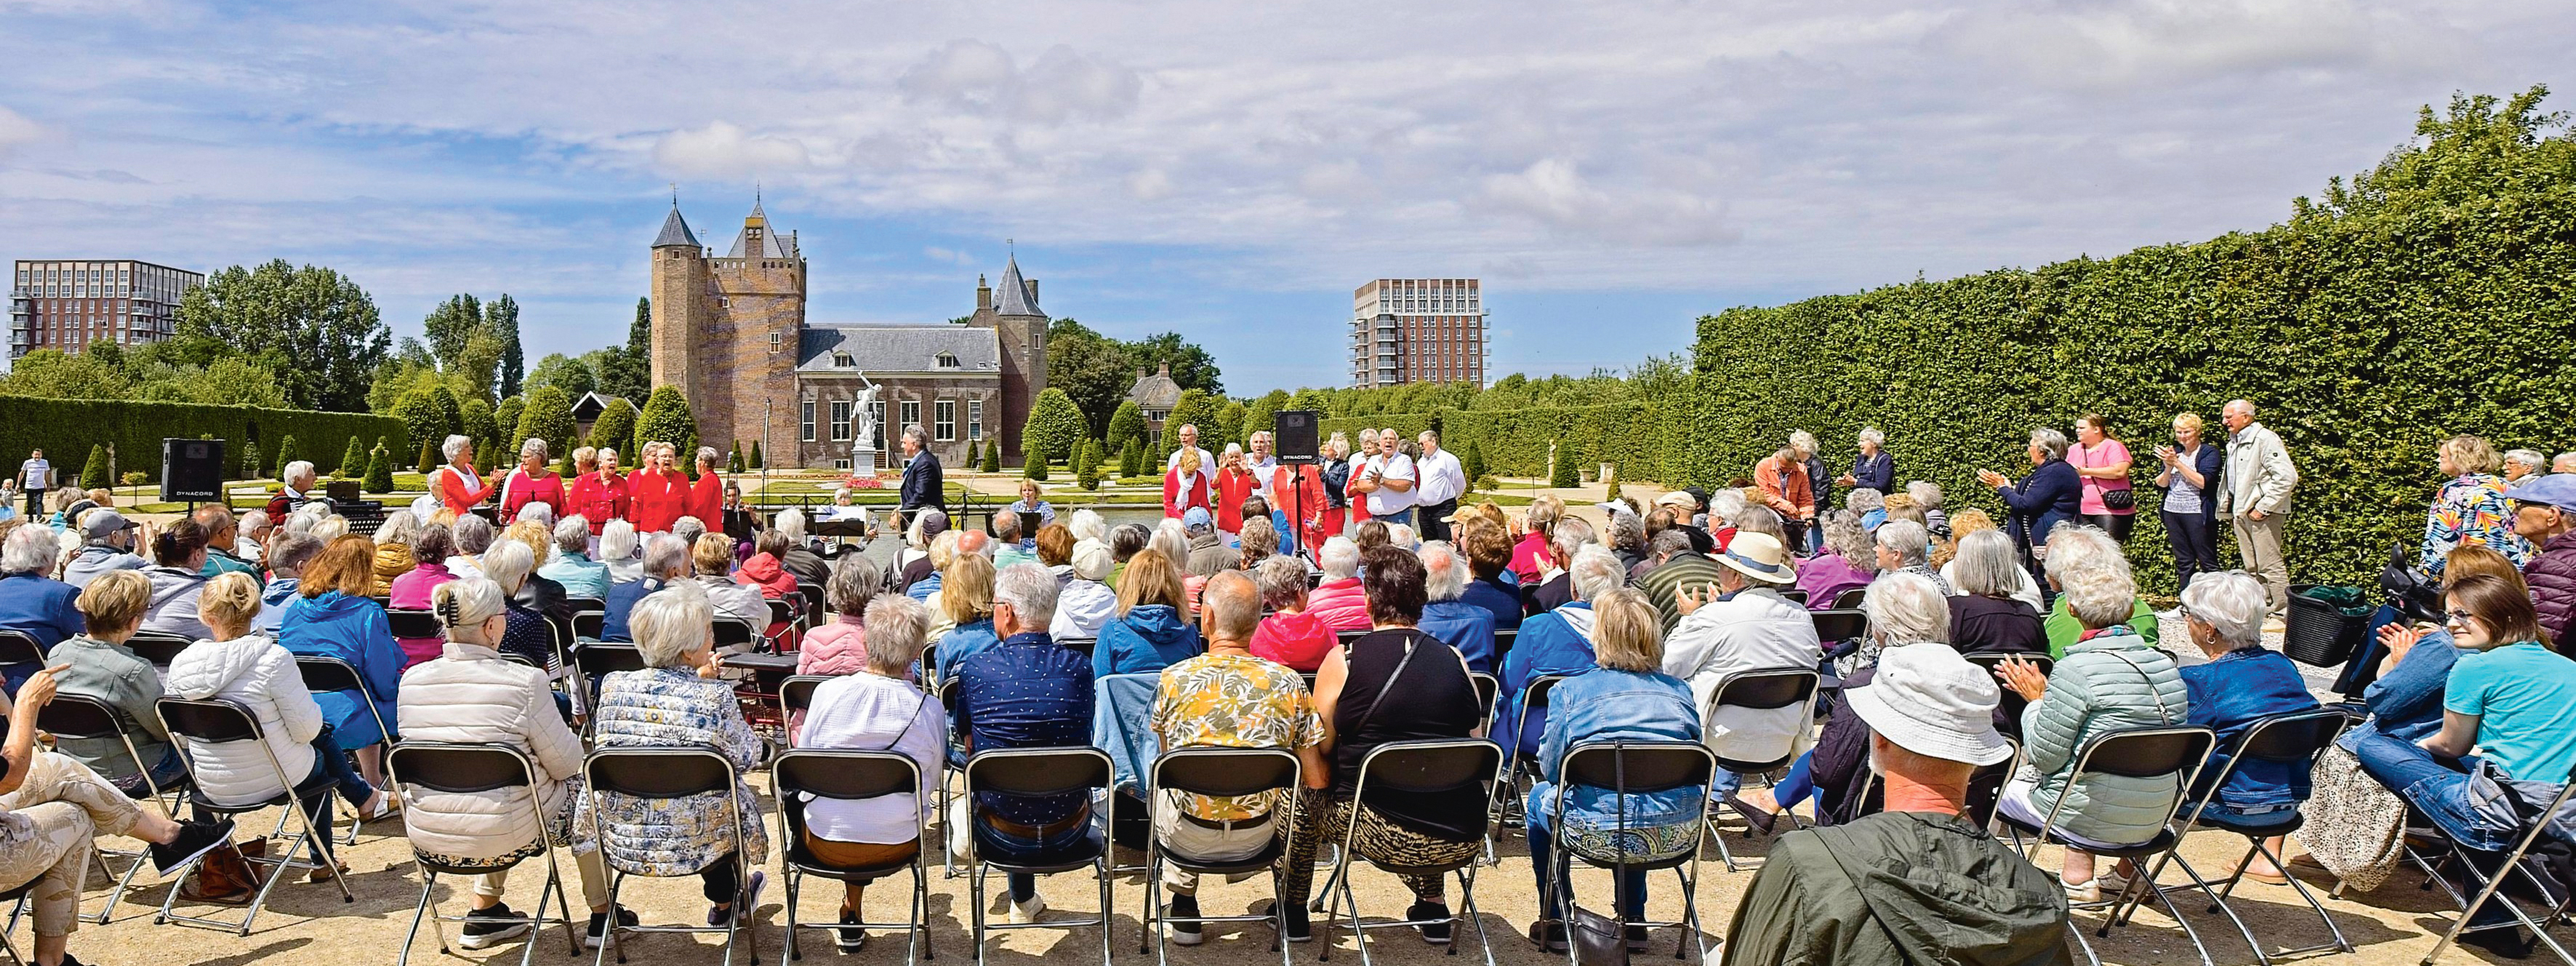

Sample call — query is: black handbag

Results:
[2100,486,2135,511]
[1567,743,1632,966]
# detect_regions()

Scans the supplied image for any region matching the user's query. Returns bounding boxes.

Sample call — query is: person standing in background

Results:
[896,426,943,530]
[2218,400,2298,614]
[1835,428,1894,499]
[1413,430,1467,542]
[688,447,726,535]
[2069,414,2138,543]
[17,450,48,519]
[2153,412,2225,591]
[1791,431,1830,554]
[1350,428,1418,528]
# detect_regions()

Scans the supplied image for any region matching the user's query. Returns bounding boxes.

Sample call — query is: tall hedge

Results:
[1022,388,1090,468]
[0,395,404,482]
[1688,89,2576,594]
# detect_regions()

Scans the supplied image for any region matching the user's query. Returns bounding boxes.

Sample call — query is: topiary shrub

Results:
[748,441,763,470]
[1106,400,1147,455]
[963,439,981,472]
[1021,388,1090,474]
[1602,462,1621,503]
[982,438,1001,474]
[630,386,699,465]
[726,441,745,474]
[1024,452,1049,482]
[339,435,367,477]
[415,439,438,475]
[1120,438,1144,479]
[364,439,396,493]
[1461,438,1486,484]
[272,434,298,478]
[240,441,262,481]
[80,444,111,490]
[1549,441,1578,488]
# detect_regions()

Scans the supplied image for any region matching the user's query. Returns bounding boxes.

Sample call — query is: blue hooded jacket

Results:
[0,572,83,696]
[1094,604,1202,678]
[1420,599,1498,674]
[277,591,404,747]
[932,618,1001,679]
[1496,602,1598,759]
[2180,648,2322,816]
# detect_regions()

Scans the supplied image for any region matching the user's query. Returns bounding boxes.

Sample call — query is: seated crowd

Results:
[12,419,2576,966]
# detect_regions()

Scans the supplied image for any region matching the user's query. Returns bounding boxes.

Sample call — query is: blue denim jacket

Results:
[2364,630,2461,743]
[2180,649,2322,814]
[1529,667,1704,834]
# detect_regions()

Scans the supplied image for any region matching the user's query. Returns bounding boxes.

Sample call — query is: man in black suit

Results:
[898,424,943,527]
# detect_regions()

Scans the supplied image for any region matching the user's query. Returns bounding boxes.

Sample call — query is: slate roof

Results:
[992,255,1044,319]
[726,199,798,259]
[798,325,1001,375]
[651,207,699,248]
[1128,363,1182,409]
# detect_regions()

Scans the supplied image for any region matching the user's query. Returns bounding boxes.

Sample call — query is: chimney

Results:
[1158,362,1171,378]
[976,274,991,312]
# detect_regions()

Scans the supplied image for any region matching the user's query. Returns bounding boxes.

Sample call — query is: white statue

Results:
[849,380,880,469]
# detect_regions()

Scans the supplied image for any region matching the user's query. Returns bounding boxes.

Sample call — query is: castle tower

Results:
[648,202,707,414]
[648,196,806,464]
[968,254,1048,463]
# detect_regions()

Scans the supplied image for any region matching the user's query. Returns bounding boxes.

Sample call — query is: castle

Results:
[648,198,1048,471]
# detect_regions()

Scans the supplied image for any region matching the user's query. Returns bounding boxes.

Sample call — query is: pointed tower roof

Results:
[992,254,1045,319]
[728,193,792,258]
[651,204,699,248]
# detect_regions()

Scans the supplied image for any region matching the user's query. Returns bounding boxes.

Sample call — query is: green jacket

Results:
[50,635,172,780]
[2042,597,2157,659]
[1722,811,2072,966]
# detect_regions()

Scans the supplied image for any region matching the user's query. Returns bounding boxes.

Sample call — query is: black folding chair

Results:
[0,877,33,966]
[294,655,398,846]
[960,746,1115,966]
[1547,741,1720,964]
[1490,628,1517,671]
[388,743,582,966]
[1469,672,1499,722]
[36,694,176,923]
[2417,759,2576,966]
[1808,609,1869,655]
[1997,724,2218,966]
[0,629,41,668]
[1829,587,1869,610]
[565,596,607,615]
[766,599,800,650]
[773,750,934,963]
[574,643,646,729]
[1698,666,1821,871]
[1495,674,1570,831]
[1775,588,1808,607]
[582,747,760,966]
[713,616,758,653]
[385,608,445,642]
[1059,636,1098,659]
[124,629,195,669]
[573,610,606,642]
[795,582,826,627]
[1337,628,1369,650]
[2121,709,2354,965]
[779,674,830,738]
[936,676,968,878]
[1141,746,1302,966]
[153,697,354,935]
[1961,652,2053,725]
[1317,739,1504,966]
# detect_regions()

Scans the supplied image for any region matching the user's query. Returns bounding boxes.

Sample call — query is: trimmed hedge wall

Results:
[1687,89,2576,594]
[0,395,408,482]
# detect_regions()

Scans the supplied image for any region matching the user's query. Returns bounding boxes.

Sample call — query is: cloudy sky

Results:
[1,1,2564,392]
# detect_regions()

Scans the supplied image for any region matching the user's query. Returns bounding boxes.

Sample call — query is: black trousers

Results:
[2081,511,2135,543]
[1418,499,1458,542]
[23,488,41,518]
[2162,508,2221,591]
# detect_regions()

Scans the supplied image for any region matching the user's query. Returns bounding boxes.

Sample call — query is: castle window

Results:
[801,401,815,442]
[968,399,983,440]
[830,401,850,442]
[935,400,955,441]
[900,400,920,434]
[770,331,783,352]
[832,351,853,368]
[935,352,959,370]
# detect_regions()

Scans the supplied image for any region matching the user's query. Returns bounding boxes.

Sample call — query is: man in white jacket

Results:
[1662,531,1822,794]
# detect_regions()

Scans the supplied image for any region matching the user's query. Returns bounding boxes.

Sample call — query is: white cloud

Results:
[1479,159,1736,247]
[923,245,978,265]
[0,106,53,159]
[650,121,811,178]
[897,39,1139,124]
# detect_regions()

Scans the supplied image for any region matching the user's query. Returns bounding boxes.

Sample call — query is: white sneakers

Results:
[1008,894,1048,925]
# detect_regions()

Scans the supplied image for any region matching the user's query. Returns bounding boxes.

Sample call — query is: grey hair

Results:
[1858,427,1885,448]
[1874,519,1932,569]
[2029,428,2071,461]
[1386,523,1417,550]
[238,510,270,535]
[1319,536,1361,580]
[1067,508,1106,543]
[520,436,549,460]
[1863,571,1952,646]
[993,562,1060,628]
[902,425,927,446]
[1705,488,1748,527]
[1568,546,1626,603]
[906,508,947,548]
[1221,443,1243,459]
[2505,449,2548,474]
[2045,525,2136,628]
[374,508,422,548]
[282,460,316,484]
[671,516,707,546]
[861,595,928,674]
[1254,554,1309,607]
[1820,510,1875,572]
[775,507,807,543]
[1906,480,1944,511]
[629,580,713,668]
[600,518,640,563]
[268,532,326,574]
[1420,540,1468,602]
[1149,519,1191,567]
[1846,487,1885,515]
[1650,528,1695,559]
[513,501,554,527]
[1789,430,1818,457]
[452,514,494,555]
[2224,399,2256,419]
[1548,516,1596,564]
[442,434,474,461]
[827,553,880,615]
[992,509,1022,541]
[641,532,691,578]
[1949,529,2025,599]
[1607,511,1645,552]
[1,525,57,575]
[2180,570,2269,651]
[480,538,534,593]
[433,577,509,640]
[553,516,590,556]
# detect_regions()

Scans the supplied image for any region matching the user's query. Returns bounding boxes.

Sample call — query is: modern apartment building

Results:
[1349,277,1488,388]
[8,259,204,362]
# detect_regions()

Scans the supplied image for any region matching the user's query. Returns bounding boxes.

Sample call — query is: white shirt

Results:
[798,673,947,844]
[1363,452,1418,517]
[1413,447,1466,506]
[1248,454,1280,504]
[1661,586,1823,763]
[1165,447,1216,493]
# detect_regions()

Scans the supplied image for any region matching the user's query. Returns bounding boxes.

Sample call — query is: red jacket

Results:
[433,464,494,516]
[1307,576,1371,631]
[497,468,565,522]
[1215,467,1257,533]
[1275,466,1334,552]
[737,553,798,647]
[627,468,689,534]
[687,472,725,530]
[1163,467,1211,519]
[564,471,629,535]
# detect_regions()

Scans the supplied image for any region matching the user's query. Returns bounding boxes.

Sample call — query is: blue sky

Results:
[1,1,2566,393]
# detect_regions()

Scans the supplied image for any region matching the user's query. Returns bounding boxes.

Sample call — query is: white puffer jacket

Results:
[395,642,589,860]
[162,634,324,806]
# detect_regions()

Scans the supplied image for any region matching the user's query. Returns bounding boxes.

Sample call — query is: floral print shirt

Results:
[588,666,770,876]
[2425,473,2532,574]
[1152,652,1325,821]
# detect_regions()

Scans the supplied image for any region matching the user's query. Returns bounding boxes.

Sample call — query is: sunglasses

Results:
[2445,609,2480,628]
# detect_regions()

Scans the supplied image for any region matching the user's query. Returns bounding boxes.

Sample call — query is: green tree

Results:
[982,438,1002,473]
[1241,391,1288,451]
[631,386,699,464]
[339,436,367,477]
[1549,441,1578,488]
[726,442,745,474]
[1120,439,1143,479]
[1215,399,1247,452]
[587,399,638,455]
[133,356,290,407]
[395,387,451,455]
[453,328,505,403]
[365,438,396,492]
[963,439,981,472]
[80,444,111,490]
[458,396,499,452]
[595,298,653,402]
[748,442,764,470]
[273,435,299,477]
[430,385,465,442]
[1043,319,1137,434]
[1106,399,1147,454]
[0,350,132,399]
[1160,390,1222,454]
[1020,388,1090,470]
[177,260,390,411]
[489,294,524,399]
[1462,438,1486,484]
[1076,441,1102,491]
[1602,462,1622,503]
[239,440,262,481]
[1127,331,1224,394]
[525,352,598,398]
[514,386,577,464]
[1024,450,1049,482]
[416,439,438,475]
[422,293,483,371]
[494,396,526,449]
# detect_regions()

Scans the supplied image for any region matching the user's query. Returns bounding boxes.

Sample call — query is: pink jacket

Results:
[797,616,870,676]
[388,562,459,670]
[1307,577,1372,631]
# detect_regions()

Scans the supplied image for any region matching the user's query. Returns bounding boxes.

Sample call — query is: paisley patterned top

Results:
[588,666,770,876]
[2425,473,2532,574]
[1152,652,1324,821]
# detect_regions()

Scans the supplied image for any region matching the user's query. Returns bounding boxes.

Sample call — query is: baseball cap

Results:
[81,508,140,540]
[1656,490,1698,509]
[1183,506,1213,533]
[2507,474,2576,510]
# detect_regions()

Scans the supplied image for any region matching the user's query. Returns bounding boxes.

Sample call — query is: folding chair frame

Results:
[960,746,1115,966]
[1546,740,1720,965]
[1999,724,2218,966]
[1141,746,1301,966]
[36,692,181,924]
[2418,768,2576,966]
[773,749,935,964]
[294,654,398,847]
[388,742,582,966]
[153,697,357,935]
[1490,674,1569,837]
[583,747,761,966]
[1317,739,1504,966]
[1698,666,1821,874]
[2116,708,2353,965]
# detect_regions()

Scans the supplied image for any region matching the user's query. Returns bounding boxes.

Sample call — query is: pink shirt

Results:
[388,562,459,670]
[2070,439,2135,516]
[797,615,870,676]
[1251,610,1340,671]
